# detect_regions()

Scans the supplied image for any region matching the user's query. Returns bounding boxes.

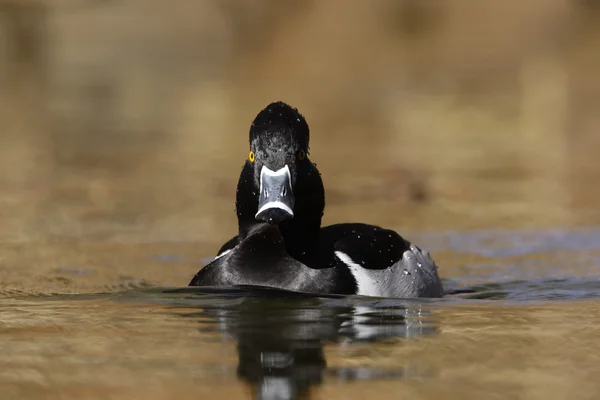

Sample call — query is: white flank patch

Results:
[334,251,381,296]
[214,249,232,260]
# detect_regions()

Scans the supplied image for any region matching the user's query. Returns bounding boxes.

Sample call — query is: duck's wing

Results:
[190,225,344,293]
[321,223,443,298]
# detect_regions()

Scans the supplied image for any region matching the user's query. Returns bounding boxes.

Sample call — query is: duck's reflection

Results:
[174,287,438,399]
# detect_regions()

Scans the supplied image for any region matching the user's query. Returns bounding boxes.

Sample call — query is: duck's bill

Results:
[255,165,295,224]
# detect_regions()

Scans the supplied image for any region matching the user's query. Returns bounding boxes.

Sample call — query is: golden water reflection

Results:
[2,291,600,399]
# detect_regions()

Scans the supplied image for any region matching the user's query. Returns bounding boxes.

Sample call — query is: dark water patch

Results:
[445,276,600,302]
[105,276,154,291]
[152,254,187,263]
[55,267,93,276]
[413,227,600,256]
[409,228,600,303]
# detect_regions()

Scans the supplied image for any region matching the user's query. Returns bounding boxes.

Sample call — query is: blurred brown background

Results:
[4,4,600,396]
[1,0,600,245]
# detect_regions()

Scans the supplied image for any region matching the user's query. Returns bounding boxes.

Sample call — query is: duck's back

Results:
[318,223,443,298]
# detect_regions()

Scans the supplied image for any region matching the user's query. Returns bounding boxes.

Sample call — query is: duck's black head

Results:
[236,102,325,248]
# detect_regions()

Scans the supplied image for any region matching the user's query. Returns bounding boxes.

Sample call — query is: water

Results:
[2,228,600,400]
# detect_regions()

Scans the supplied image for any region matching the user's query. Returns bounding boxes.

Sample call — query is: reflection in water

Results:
[170,286,438,399]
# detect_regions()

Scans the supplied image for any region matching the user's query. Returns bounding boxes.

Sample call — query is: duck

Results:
[189,101,443,298]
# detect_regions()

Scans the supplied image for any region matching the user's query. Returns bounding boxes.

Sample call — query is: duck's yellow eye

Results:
[249,151,255,163]
[297,149,306,161]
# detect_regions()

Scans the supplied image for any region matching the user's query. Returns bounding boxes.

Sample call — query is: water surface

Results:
[2,228,600,400]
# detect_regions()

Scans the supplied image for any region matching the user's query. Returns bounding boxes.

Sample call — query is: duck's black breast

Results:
[189,224,355,294]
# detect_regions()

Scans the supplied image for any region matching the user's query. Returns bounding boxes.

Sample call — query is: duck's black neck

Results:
[235,161,325,261]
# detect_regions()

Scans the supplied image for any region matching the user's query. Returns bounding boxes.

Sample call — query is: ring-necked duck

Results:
[189,102,443,298]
